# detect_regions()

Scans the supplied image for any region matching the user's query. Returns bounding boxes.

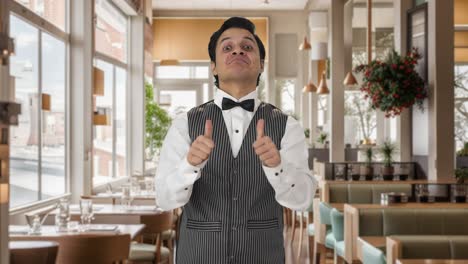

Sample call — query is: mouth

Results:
[228,57,249,65]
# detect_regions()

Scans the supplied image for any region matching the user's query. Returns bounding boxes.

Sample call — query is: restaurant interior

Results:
[0,0,467,263]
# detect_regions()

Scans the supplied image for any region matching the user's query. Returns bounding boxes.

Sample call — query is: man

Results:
[155,17,317,264]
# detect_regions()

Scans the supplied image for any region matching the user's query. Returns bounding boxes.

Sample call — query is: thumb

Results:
[204,119,213,139]
[256,119,265,140]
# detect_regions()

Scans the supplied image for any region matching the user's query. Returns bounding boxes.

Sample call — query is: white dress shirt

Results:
[155,89,317,211]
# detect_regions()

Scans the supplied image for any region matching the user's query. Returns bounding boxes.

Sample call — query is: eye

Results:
[222,45,232,52]
[243,45,253,51]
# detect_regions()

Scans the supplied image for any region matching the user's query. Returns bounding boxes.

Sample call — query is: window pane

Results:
[9,15,40,207]
[14,0,66,30]
[160,90,197,118]
[275,79,295,115]
[95,0,127,62]
[156,66,191,79]
[41,32,66,197]
[455,65,468,152]
[115,67,126,178]
[93,60,114,185]
[195,66,209,79]
[344,91,376,146]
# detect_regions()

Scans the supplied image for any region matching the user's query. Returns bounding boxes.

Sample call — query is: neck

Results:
[219,81,256,99]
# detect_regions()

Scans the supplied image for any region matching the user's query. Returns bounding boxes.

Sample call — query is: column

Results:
[329,0,346,162]
[427,0,454,180]
[69,0,94,201]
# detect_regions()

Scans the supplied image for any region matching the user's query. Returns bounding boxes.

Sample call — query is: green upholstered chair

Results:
[330,208,345,259]
[361,239,386,264]
[319,202,335,249]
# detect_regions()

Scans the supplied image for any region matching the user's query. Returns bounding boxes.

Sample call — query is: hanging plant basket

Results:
[354,48,428,117]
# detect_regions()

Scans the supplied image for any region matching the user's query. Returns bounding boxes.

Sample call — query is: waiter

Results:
[155,17,318,264]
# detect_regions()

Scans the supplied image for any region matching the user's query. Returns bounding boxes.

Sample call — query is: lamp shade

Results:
[311,42,328,60]
[316,71,329,94]
[343,71,358,86]
[303,81,317,93]
[299,37,311,50]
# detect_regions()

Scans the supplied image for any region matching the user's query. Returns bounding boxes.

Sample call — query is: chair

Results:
[9,241,59,264]
[14,234,131,264]
[330,208,345,264]
[129,211,174,264]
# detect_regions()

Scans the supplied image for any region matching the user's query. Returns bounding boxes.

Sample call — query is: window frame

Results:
[8,0,70,209]
[92,0,130,186]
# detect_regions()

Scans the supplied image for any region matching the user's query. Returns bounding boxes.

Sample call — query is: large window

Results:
[344,0,394,146]
[95,0,127,63]
[455,65,468,151]
[14,0,66,30]
[93,60,127,185]
[93,0,129,186]
[275,79,296,116]
[9,12,67,208]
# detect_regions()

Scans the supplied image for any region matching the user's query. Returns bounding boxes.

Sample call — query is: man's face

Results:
[211,28,264,87]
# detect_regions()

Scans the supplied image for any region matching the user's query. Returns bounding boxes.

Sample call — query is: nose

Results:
[231,48,245,56]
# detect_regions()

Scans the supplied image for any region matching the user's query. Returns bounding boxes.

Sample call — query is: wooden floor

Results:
[284,226,334,264]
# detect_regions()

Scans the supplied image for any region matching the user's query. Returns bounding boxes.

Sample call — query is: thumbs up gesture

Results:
[187,120,215,166]
[253,119,281,167]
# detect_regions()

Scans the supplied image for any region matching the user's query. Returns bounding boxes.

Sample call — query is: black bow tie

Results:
[221,98,255,112]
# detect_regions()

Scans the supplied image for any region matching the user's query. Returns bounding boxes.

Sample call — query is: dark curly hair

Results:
[208,17,266,88]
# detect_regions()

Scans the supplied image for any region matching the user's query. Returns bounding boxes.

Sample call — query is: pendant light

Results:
[299,36,312,50]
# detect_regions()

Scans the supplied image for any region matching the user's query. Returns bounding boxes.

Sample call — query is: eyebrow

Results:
[220,36,256,44]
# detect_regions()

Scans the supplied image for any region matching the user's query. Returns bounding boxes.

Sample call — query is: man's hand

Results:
[187,120,215,166]
[253,119,281,167]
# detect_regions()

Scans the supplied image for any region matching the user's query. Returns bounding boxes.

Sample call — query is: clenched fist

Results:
[252,119,281,167]
[187,120,215,166]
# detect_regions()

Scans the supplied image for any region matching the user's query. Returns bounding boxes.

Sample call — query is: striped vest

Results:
[176,100,288,264]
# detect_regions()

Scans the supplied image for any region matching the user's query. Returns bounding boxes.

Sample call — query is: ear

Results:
[260,59,265,73]
[211,61,217,76]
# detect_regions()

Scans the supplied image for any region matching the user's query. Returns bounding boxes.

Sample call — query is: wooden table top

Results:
[345,203,468,210]
[322,180,460,185]
[45,204,165,216]
[9,224,145,240]
[397,260,468,264]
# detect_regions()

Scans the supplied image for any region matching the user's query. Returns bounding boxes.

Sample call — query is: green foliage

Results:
[317,132,327,144]
[304,128,310,139]
[361,147,374,166]
[145,82,171,159]
[379,139,397,167]
[457,142,468,157]
[455,167,468,183]
[354,49,427,117]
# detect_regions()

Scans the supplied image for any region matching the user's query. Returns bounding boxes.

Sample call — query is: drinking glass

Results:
[55,198,70,232]
[121,185,132,209]
[79,198,94,230]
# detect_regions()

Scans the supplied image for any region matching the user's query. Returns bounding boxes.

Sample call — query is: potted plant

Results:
[456,142,468,168]
[145,82,172,161]
[379,140,397,181]
[316,132,328,148]
[455,167,468,184]
[354,48,427,118]
[360,147,374,181]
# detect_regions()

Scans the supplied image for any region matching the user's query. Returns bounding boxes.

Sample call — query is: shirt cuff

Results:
[176,156,207,186]
[262,161,284,179]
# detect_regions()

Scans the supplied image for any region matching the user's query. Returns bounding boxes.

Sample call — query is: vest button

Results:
[232,226,237,231]
[233,197,238,201]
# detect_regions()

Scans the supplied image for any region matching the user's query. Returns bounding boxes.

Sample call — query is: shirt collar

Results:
[214,89,260,112]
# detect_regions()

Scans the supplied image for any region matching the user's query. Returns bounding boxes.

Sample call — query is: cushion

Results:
[325,231,336,249]
[161,229,175,241]
[348,184,373,204]
[361,240,386,264]
[319,202,333,225]
[330,208,344,242]
[329,185,348,203]
[129,242,170,261]
[335,241,346,258]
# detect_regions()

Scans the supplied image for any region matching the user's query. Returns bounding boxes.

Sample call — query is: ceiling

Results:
[152,0,309,10]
